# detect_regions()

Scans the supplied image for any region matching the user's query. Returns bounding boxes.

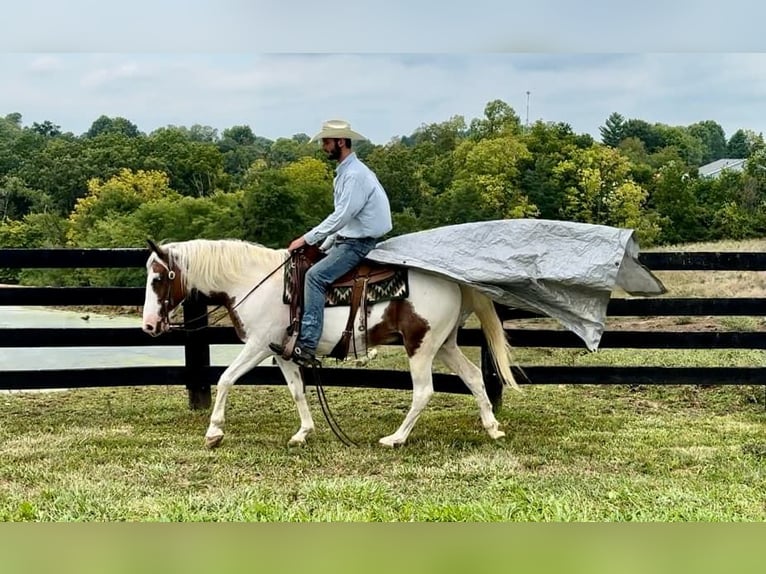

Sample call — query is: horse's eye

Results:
[151,277,162,285]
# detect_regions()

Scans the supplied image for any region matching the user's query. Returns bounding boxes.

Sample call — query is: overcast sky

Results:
[3,1,766,144]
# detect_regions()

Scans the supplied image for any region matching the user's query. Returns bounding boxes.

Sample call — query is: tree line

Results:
[1,100,765,286]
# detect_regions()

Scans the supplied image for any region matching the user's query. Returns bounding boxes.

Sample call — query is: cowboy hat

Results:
[309,119,367,143]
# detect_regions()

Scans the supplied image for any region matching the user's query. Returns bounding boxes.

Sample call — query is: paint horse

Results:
[142,239,519,448]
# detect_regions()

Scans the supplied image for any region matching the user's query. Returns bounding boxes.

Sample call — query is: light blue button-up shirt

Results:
[304,152,393,246]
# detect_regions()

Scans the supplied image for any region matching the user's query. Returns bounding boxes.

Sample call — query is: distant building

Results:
[698,158,747,178]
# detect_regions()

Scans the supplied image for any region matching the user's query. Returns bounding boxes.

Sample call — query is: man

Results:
[269,119,392,367]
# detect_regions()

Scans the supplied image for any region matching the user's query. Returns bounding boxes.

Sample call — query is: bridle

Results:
[150,248,291,332]
[151,252,188,331]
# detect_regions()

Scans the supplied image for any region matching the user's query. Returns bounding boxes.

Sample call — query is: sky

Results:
[3,1,766,145]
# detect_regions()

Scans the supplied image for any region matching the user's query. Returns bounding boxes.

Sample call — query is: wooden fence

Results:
[2,248,765,410]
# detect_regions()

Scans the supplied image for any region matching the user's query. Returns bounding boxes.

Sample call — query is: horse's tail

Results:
[462,286,521,392]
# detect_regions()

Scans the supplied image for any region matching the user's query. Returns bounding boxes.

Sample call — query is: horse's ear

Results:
[147,238,166,260]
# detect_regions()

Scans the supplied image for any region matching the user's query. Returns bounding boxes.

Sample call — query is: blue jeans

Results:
[298,236,378,352]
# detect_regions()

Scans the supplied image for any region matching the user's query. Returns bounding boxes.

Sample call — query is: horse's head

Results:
[142,239,187,336]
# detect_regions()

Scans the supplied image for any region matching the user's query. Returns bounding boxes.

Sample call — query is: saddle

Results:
[281,244,408,361]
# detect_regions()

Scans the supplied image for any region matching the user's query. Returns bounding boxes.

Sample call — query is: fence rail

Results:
[2,248,765,410]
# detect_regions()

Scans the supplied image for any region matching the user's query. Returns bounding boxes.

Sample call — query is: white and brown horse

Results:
[141,239,519,448]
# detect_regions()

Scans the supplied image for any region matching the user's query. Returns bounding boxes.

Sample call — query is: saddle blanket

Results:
[282,261,409,308]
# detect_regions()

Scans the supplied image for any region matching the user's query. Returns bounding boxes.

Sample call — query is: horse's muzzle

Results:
[142,320,168,336]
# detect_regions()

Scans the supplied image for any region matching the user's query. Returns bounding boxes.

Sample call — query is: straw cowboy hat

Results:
[309,119,367,143]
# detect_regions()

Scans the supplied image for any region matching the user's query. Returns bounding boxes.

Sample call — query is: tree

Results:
[617,137,654,185]
[16,136,89,214]
[688,120,727,164]
[67,169,180,244]
[727,130,749,157]
[80,132,144,183]
[0,116,24,178]
[187,124,219,143]
[365,142,428,214]
[220,125,258,148]
[242,169,304,247]
[621,119,665,153]
[599,112,625,147]
[218,126,271,183]
[727,129,765,158]
[4,113,22,127]
[519,120,590,219]
[468,100,521,140]
[409,115,467,153]
[0,176,53,221]
[142,127,226,196]
[431,135,537,225]
[267,137,314,168]
[651,161,705,244]
[85,115,141,138]
[553,145,660,243]
[279,157,334,230]
[30,120,62,137]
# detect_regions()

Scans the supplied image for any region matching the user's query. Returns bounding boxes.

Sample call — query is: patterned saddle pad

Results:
[282,260,409,308]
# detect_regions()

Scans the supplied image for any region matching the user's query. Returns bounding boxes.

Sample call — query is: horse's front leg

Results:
[205,343,269,448]
[275,357,315,446]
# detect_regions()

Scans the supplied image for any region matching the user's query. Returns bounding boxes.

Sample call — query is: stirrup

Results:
[292,345,320,368]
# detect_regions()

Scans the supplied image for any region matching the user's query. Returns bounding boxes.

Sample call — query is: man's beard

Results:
[327,141,341,160]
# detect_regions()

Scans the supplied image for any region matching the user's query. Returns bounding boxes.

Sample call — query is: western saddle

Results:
[280,244,405,362]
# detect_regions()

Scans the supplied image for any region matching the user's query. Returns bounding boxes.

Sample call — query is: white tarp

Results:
[366,219,666,351]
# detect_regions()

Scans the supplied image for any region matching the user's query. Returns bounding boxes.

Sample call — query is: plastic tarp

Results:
[366,219,666,351]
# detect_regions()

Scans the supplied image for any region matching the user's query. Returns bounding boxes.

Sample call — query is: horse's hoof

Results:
[205,434,224,449]
[287,437,306,447]
[379,436,404,448]
[489,429,506,440]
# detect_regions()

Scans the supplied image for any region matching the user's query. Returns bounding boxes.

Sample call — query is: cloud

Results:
[2,53,766,144]
[29,56,64,73]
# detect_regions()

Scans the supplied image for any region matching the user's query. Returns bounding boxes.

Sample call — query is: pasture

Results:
[1,238,766,522]
[1,383,764,521]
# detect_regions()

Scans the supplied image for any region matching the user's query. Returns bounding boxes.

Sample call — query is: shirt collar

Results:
[336,152,357,175]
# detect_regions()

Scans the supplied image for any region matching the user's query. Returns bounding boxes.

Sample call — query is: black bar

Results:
[3,327,765,350]
[4,249,766,271]
[1,248,148,268]
[0,287,145,306]
[480,340,503,413]
[182,297,211,410]
[638,251,766,271]
[2,365,764,391]
[497,298,766,320]
[458,329,766,349]
[0,287,226,307]
[0,327,238,347]
[515,366,766,386]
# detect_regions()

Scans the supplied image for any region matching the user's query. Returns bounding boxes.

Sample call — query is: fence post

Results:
[182,295,211,410]
[481,338,503,413]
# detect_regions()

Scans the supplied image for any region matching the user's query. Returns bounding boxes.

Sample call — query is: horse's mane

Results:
[162,239,287,293]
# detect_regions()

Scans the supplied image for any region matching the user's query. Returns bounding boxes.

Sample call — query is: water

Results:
[0,306,245,372]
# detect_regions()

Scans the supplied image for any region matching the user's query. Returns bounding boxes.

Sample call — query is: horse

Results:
[141,238,520,448]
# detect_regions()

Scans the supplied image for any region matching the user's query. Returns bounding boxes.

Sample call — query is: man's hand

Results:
[287,236,307,253]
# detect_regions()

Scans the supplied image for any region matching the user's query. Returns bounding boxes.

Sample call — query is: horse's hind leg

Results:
[379,343,437,447]
[205,343,269,448]
[275,357,315,446]
[436,333,504,440]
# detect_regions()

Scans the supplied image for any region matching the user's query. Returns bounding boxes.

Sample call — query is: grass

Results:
[1,383,764,521]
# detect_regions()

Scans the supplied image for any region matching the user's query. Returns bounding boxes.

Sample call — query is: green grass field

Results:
[1,382,764,521]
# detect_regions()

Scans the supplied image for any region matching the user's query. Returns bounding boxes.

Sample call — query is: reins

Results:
[301,365,357,447]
